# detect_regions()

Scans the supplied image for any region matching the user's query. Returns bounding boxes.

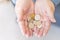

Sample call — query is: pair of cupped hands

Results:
[15,0,56,37]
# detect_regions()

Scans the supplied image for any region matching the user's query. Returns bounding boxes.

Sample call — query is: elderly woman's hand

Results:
[34,0,56,37]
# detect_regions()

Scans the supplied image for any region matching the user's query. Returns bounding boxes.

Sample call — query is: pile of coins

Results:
[28,13,42,29]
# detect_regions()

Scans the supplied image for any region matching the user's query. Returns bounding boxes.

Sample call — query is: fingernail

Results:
[38,35,41,38]
[43,33,46,36]
[49,16,56,22]
[53,18,56,22]
[51,18,56,22]
[34,33,37,36]
[25,34,29,38]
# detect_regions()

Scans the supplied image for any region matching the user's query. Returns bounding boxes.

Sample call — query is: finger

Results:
[25,29,31,37]
[26,28,33,37]
[36,28,40,37]
[34,26,39,36]
[43,20,51,36]
[29,29,33,37]
[38,28,43,37]
[20,20,33,37]
[43,10,56,23]
[24,21,33,37]
[19,21,28,34]
[45,10,56,23]
[37,20,45,37]
[44,2,56,23]
[18,21,29,37]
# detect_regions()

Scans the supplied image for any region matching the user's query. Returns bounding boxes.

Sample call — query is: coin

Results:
[35,15,40,20]
[29,22,34,29]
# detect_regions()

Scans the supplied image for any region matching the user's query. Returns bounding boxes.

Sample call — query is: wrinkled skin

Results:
[15,0,56,37]
[35,0,56,37]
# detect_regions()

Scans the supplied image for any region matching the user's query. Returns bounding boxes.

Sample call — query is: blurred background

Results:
[0,0,60,40]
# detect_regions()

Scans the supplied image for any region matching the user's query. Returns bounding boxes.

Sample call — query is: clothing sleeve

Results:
[11,0,16,6]
[52,0,60,6]
[11,0,60,6]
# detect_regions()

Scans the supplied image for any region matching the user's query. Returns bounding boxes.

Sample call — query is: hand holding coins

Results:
[15,0,56,37]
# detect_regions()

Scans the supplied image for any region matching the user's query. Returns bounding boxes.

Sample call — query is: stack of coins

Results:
[28,13,42,29]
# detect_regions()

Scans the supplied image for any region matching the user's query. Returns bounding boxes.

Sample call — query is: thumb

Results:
[46,10,56,23]
[48,15,56,23]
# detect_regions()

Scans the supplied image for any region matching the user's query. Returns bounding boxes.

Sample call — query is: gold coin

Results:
[29,22,34,29]
[28,13,35,21]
